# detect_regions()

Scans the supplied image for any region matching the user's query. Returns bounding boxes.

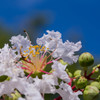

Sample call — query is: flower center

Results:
[19,45,52,78]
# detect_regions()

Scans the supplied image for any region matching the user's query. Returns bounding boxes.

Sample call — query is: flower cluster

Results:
[1,30,97,100]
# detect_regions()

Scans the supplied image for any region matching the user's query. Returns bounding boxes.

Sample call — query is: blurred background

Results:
[0,0,100,62]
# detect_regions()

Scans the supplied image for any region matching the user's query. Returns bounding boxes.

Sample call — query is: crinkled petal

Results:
[10,35,31,55]
[52,61,70,83]
[56,82,82,100]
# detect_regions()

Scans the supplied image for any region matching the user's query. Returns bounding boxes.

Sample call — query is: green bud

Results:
[68,71,73,78]
[96,64,100,68]
[83,85,99,100]
[96,75,100,82]
[91,81,100,89]
[93,66,96,70]
[59,59,67,65]
[74,70,82,78]
[4,90,21,100]
[11,90,21,100]
[93,67,99,73]
[79,52,94,67]
[66,69,73,77]
[75,76,87,89]
[93,64,100,73]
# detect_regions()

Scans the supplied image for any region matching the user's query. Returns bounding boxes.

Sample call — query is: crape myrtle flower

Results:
[0,30,82,100]
[10,31,75,81]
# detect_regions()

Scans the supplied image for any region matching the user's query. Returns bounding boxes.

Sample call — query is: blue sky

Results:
[0,0,100,58]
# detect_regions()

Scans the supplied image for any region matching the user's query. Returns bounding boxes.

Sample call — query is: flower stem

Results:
[72,85,76,90]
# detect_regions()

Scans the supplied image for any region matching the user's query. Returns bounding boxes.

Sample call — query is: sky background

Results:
[0,0,100,59]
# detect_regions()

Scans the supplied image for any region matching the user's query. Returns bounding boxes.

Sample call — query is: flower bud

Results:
[79,52,94,67]
[5,90,21,100]
[74,70,82,78]
[96,64,100,68]
[83,85,99,100]
[93,67,99,73]
[93,64,100,73]
[90,81,100,89]
[59,59,67,65]
[96,75,100,82]
[66,69,73,77]
[75,76,87,89]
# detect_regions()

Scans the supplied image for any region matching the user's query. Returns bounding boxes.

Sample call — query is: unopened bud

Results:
[96,64,100,68]
[59,60,67,65]
[79,52,94,67]
[96,75,100,82]
[66,69,72,77]
[90,81,100,89]
[93,67,99,73]
[83,85,99,100]
[74,70,82,78]
[75,76,87,89]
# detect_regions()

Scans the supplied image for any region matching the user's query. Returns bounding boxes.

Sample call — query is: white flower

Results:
[56,82,82,100]
[51,61,70,83]
[0,30,83,99]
